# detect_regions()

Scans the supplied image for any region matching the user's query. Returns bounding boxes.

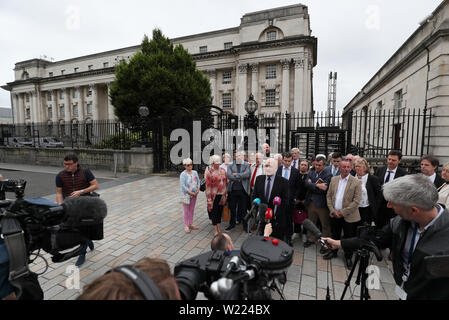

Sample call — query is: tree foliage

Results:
[110,29,212,121]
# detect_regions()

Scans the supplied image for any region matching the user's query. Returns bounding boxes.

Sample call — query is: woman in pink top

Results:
[206,155,228,235]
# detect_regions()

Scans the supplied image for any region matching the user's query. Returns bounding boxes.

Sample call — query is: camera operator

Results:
[211,224,273,253]
[322,174,449,300]
[77,257,181,300]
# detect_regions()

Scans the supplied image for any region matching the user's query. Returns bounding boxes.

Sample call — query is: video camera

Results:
[0,179,107,299]
[174,236,293,300]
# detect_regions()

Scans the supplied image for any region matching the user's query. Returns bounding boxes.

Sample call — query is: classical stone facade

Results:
[2,4,317,124]
[344,0,449,163]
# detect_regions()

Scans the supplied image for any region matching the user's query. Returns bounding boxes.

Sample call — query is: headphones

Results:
[108,265,164,300]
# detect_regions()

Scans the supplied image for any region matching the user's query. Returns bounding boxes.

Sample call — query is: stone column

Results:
[281,59,291,114]
[237,64,248,116]
[106,83,115,120]
[31,91,40,123]
[64,88,71,122]
[250,63,259,113]
[14,94,22,124]
[304,52,312,114]
[75,87,84,121]
[293,57,305,114]
[91,84,99,120]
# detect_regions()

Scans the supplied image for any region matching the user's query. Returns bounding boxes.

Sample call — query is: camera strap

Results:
[1,217,30,281]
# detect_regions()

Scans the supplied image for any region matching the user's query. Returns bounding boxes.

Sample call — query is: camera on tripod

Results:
[0,179,27,200]
[174,236,293,300]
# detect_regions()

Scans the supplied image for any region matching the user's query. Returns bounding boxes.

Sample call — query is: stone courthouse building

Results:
[2,4,317,124]
[344,0,449,163]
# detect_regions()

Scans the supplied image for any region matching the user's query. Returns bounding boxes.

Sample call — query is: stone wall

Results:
[0,147,154,174]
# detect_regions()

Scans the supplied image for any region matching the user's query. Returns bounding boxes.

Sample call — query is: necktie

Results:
[265,176,272,202]
[283,167,289,179]
[250,165,259,188]
[293,160,297,169]
[385,171,392,184]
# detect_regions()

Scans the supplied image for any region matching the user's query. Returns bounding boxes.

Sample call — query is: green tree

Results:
[110,29,212,121]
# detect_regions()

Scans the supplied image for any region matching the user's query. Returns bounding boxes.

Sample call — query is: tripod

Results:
[340,248,371,300]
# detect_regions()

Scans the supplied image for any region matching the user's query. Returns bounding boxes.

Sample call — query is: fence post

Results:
[345,111,353,154]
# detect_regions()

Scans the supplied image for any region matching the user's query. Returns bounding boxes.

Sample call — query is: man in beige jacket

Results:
[325,159,362,269]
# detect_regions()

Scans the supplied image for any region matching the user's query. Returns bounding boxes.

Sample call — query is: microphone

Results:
[302,219,330,248]
[256,203,268,235]
[60,197,108,227]
[273,196,281,217]
[244,198,261,222]
[265,208,273,223]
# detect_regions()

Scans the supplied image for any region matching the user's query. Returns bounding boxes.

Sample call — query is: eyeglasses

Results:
[63,162,75,166]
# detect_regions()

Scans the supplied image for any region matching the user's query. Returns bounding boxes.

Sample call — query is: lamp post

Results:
[138,104,150,147]
[244,93,258,130]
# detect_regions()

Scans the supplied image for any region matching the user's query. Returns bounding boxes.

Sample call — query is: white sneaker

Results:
[291,233,297,240]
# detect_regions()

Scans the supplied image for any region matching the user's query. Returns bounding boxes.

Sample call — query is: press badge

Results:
[395,285,407,300]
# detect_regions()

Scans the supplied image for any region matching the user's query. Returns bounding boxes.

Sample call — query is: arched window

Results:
[258,26,284,42]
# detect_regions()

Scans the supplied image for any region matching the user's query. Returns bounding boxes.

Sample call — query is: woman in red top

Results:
[206,155,228,236]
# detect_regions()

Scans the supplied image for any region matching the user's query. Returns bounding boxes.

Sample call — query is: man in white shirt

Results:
[249,153,264,193]
[291,148,301,170]
[325,160,362,268]
[421,155,445,189]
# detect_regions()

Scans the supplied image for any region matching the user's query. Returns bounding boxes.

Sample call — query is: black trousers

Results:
[359,206,373,226]
[285,202,294,240]
[375,201,395,229]
[330,217,359,258]
[229,190,248,228]
[209,195,223,226]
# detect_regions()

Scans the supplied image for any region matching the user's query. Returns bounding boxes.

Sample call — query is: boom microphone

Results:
[273,197,281,217]
[302,219,330,248]
[265,208,273,224]
[244,198,261,222]
[61,196,108,227]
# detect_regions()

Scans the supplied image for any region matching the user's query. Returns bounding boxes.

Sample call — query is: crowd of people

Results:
[179,147,449,272]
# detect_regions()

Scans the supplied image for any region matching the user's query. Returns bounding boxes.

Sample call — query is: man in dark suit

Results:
[276,152,300,245]
[374,150,407,229]
[421,155,445,189]
[252,158,289,240]
[326,151,342,177]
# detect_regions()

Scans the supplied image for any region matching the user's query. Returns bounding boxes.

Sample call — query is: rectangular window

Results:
[199,46,207,53]
[265,89,276,106]
[267,31,277,41]
[394,89,403,110]
[25,94,30,103]
[224,42,233,50]
[60,105,65,118]
[47,92,52,101]
[88,65,93,71]
[59,90,64,100]
[73,104,79,116]
[49,72,53,77]
[223,71,232,84]
[222,93,232,108]
[103,62,109,68]
[74,67,79,73]
[48,107,52,119]
[86,88,92,97]
[87,103,93,115]
[266,64,276,79]
[72,88,78,99]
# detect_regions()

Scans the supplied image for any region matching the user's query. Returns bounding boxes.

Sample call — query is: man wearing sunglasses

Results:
[55,153,99,266]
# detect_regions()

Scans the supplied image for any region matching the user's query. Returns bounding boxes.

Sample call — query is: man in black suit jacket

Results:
[252,158,289,240]
[421,155,445,189]
[276,152,300,245]
[374,150,407,228]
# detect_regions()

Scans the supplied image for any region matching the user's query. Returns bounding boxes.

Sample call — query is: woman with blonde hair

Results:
[206,155,228,235]
[437,162,449,208]
[353,158,381,225]
[179,158,200,233]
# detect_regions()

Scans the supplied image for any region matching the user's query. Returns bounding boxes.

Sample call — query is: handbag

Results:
[222,206,230,222]
[179,193,191,205]
[293,209,308,224]
[200,178,206,192]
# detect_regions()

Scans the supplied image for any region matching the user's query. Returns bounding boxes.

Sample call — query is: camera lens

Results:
[175,268,202,300]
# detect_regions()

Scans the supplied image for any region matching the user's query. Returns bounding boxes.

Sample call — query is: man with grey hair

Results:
[291,148,301,170]
[323,174,449,300]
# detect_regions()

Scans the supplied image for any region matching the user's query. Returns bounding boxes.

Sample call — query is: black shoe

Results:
[319,246,327,254]
[323,250,337,260]
[225,225,235,232]
[236,220,241,225]
[75,254,86,267]
[345,257,353,269]
[88,241,94,251]
[303,241,314,248]
[287,239,293,247]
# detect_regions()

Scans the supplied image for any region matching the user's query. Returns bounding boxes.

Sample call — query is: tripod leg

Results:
[340,253,360,300]
[360,254,371,300]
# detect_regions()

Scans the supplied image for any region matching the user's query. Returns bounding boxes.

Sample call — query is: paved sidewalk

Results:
[28,175,397,300]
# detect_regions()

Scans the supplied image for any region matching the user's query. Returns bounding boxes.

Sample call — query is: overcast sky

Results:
[0,0,443,113]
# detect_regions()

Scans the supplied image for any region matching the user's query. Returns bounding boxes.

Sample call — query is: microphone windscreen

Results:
[302,219,322,239]
[273,196,281,206]
[258,203,268,222]
[62,197,107,227]
[265,208,273,220]
[253,198,261,205]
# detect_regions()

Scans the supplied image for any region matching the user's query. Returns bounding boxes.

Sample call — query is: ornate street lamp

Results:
[244,93,258,130]
[138,103,150,147]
